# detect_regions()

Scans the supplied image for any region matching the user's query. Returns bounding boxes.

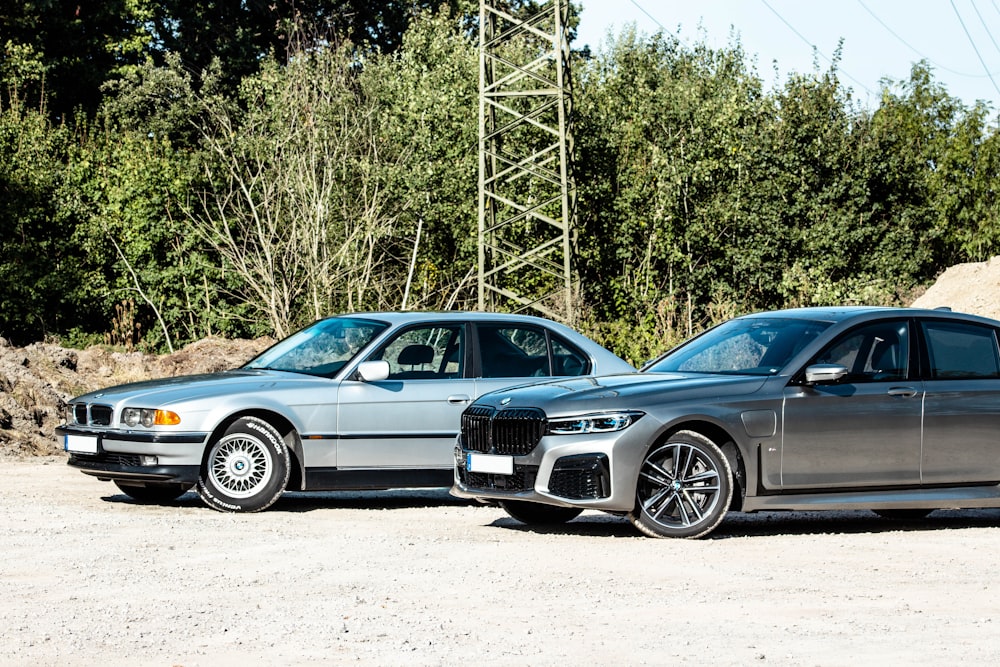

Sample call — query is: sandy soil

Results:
[909,256,1000,319]
[3,458,1000,666]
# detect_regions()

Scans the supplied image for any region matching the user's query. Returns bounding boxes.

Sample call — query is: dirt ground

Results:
[3,458,1000,666]
[3,259,1000,664]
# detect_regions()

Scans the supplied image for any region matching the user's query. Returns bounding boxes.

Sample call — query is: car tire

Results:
[500,499,583,525]
[114,480,191,503]
[628,430,733,539]
[197,416,290,513]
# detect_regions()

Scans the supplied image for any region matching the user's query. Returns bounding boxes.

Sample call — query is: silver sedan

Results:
[58,312,634,512]
[452,306,1000,538]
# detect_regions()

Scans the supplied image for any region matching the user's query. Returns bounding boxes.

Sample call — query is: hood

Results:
[71,369,326,407]
[476,371,770,415]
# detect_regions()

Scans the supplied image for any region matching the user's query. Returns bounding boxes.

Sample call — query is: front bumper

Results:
[450,432,641,512]
[57,425,209,485]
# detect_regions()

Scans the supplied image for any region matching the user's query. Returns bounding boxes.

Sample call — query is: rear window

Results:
[922,321,1000,379]
[477,325,589,378]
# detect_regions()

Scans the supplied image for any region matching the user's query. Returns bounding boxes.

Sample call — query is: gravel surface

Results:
[4,459,1000,666]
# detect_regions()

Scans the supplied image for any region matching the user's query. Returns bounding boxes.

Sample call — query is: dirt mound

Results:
[0,336,272,458]
[909,256,1000,320]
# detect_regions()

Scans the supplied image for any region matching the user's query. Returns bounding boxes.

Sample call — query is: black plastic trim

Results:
[67,457,201,485]
[56,425,208,444]
[303,467,452,490]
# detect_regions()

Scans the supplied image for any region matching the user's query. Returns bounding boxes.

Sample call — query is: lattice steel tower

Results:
[477,0,576,323]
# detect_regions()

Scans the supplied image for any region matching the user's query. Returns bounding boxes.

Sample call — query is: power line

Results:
[626,0,874,96]
[758,0,874,96]
[627,0,666,32]
[950,0,1000,96]
[858,0,998,77]
[971,0,1000,59]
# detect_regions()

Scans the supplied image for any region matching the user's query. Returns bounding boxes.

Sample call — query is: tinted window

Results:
[552,336,589,376]
[810,320,909,382]
[476,325,591,378]
[922,321,1000,379]
[478,325,550,378]
[371,325,464,380]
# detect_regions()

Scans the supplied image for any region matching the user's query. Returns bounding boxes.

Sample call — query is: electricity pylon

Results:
[477,0,576,324]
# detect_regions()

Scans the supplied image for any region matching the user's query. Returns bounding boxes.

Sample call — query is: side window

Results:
[478,325,550,378]
[922,321,1000,379]
[552,336,590,376]
[371,325,464,380]
[810,320,909,382]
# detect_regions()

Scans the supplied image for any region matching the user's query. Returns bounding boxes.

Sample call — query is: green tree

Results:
[182,41,412,338]
[361,3,481,310]
[572,29,769,361]
[0,1,154,117]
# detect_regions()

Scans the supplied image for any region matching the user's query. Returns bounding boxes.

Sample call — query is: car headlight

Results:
[121,408,181,427]
[546,411,644,435]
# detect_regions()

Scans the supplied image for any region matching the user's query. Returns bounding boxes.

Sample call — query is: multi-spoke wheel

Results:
[114,480,191,504]
[500,499,583,525]
[197,416,290,512]
[628,430,732,539]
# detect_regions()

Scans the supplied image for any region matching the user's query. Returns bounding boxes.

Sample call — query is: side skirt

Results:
[304,467,453,491]
[742,483,1000,512]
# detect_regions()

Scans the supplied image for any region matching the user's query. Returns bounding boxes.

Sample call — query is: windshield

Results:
[645,317,832,376]
[243,317,388,376]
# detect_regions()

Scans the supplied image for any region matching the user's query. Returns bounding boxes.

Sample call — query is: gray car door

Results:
[919,319,1000,484]
[779,319,923,489]
[336,323,473,469]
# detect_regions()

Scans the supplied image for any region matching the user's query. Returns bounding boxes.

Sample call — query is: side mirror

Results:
[804,363,848,385]
[356,360,390,382]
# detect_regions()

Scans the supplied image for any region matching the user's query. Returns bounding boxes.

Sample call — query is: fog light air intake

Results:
[548,454,611,500]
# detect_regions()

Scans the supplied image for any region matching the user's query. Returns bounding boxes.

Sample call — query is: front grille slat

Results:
[69,402,114,427]
[461,406,494,453]
[460,406,546,456]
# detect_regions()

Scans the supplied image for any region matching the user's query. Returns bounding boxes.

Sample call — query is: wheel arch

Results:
[654,419,747,511]
[205,410,305,490]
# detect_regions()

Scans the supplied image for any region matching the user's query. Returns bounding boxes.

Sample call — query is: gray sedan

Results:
[452,306,1000,538]
[58,312,633,512]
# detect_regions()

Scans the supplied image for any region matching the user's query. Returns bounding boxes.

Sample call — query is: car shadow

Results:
[713,508,1000,538]
[272,489,475,513]
[102,488,475,513]
[487,508,1000,539]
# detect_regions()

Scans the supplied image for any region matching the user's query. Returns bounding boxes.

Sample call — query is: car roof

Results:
[741,305,1000,326]
[332,311,573,326]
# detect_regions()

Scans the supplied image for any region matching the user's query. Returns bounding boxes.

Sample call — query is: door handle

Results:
[887,387,918,397]
[448,395,472,404]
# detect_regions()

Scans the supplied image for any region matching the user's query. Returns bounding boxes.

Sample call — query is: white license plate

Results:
[65,434,98,454]
[467,453,514,475]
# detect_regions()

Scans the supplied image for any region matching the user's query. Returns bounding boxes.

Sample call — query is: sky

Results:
[573,0,1000,110]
